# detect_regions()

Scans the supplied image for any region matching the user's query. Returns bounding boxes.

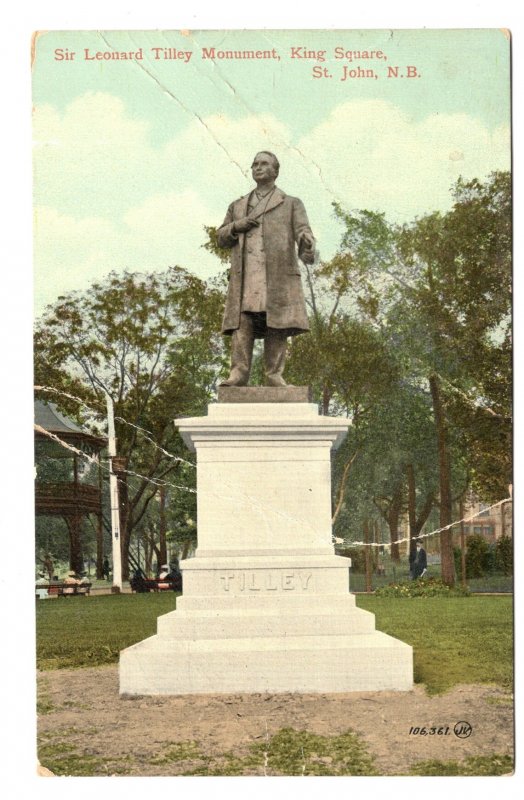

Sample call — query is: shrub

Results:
[495,536,513,576]
[465,534,491,578]
[453,546,462,576]
[374,577,470,598]
[339,547,367,574]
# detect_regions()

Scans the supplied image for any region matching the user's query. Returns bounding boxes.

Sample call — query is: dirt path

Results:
[37,666,513,776]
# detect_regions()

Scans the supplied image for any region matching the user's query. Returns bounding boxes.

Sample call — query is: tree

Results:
[34,267,225,578]
[284,208,435,560]
[320,174,510,585]
[397,172,511,583]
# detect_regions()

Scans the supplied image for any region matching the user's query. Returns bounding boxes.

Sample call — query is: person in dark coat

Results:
[130,568,149,593]
[218,151,316,387]
[412,542,428,579]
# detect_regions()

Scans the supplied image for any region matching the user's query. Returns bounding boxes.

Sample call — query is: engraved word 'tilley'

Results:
[219,571,312,593]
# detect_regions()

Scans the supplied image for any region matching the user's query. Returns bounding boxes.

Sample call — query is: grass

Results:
[200,727,378,776]
[409,754,513,776]
[38,737,134,776]
[248,727,378,776]
[466,575,513,593]
[39,727,378,776]
[36,593,513,696]
[36,593,178,670]
[37,725,513,776]
[356,595,513,694]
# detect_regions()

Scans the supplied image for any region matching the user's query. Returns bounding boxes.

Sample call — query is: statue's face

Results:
[251,153,278,181]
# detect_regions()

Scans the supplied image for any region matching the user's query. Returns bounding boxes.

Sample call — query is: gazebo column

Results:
[96,513,104,579]
[65,514,84,574]
[68,455,83,574]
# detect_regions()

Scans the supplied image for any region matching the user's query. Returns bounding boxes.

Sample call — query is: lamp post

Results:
[105,393,122,592]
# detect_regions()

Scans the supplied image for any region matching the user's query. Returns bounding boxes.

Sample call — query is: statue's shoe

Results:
[219,370,249,387]
[266,375,288,387]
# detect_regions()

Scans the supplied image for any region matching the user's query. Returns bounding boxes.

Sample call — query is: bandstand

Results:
[34,401,107,577]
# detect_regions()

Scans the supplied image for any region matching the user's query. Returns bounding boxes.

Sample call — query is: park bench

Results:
[35,581,92,598]
[131,576,182,593]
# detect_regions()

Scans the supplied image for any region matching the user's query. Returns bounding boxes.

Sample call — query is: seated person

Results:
[157,564,172,590]
[35,572,49,600]
[130,568,149,593]
[77,574,91,595]
[63,570,81,594]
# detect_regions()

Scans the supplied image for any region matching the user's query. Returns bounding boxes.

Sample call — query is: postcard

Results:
[32,28,512,780]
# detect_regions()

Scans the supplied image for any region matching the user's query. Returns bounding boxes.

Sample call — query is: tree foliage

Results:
[34,266,226,577]
[291,172,511,583]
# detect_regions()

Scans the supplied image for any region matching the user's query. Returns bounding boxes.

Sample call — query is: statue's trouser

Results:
[225,312,287,386]
[264,326,287,385]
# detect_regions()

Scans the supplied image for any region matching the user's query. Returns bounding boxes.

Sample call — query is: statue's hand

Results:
[300,231,315,249]
[301,251,315,265]
[233,217,260,233]
[299,232,316,264]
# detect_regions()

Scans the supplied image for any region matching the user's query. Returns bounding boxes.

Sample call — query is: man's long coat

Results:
[217,187,313,336]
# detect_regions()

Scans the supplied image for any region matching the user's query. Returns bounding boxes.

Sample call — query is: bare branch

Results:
[331,449,359,525]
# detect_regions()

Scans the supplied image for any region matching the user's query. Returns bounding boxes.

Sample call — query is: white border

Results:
[2,3,520,799]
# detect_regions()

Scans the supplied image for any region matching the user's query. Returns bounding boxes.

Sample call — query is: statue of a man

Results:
[218,151,316,387]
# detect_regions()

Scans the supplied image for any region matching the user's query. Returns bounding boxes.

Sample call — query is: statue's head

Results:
[251,151,280,180]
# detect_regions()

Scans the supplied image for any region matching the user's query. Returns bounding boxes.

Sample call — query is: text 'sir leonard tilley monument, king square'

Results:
[120,152,413,694]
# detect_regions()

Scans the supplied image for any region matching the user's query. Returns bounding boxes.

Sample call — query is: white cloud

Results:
[295,99,510,221]
[34,195,219,314]
[33,92,510,313]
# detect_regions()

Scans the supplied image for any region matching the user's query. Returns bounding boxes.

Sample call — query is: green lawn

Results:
[357,595,513,693]
[36,593,178,670]
[36,593,513,695]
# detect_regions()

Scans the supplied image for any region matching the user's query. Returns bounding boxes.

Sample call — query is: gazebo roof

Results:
[35,400,106,456]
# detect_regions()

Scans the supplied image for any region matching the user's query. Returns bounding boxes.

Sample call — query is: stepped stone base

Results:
[119,401,413,695]
[120,554,413,695]
[120,631,412,695]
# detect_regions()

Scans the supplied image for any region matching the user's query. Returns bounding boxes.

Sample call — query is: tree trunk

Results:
[114,461,130,580]
[322,385,330,416]
[459,496,467,588]
[429,373,455,586]
[144,535,152,576]
[364,520,372,593]
[181,537,192,560]
[372,520,379,571]
[159,486,168,567]
[331,449,359,526]
[406,464,417,570]
[388,484,403,562]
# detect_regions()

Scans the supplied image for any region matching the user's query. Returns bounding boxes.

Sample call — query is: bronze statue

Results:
[218,151,315,387]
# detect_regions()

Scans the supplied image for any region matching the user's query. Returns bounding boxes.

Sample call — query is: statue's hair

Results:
[252,151,280,175]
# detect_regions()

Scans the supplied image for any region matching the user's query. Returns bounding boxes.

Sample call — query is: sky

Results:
[32,28,511,314]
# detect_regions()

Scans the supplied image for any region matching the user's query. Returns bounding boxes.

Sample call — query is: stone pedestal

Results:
[120,394,413,694]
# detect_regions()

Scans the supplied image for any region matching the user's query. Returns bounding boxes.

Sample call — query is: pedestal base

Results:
[120,399,413,695]
[120,631,412,695]
[120,554,413,695]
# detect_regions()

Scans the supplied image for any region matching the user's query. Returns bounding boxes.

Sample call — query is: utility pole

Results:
[106,393,122,592]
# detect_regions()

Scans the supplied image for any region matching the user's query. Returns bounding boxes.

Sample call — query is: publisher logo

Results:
[453,721,473,739]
